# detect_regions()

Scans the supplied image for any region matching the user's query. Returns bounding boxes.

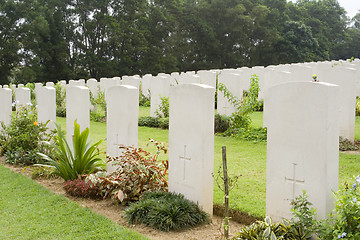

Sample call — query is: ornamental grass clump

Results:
[125,191,210,232]
[37,120,105,181]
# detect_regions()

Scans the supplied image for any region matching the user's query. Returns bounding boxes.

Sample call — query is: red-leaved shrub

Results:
[63,179,102,199]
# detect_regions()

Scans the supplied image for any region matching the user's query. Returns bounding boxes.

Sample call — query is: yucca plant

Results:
[37,120,105,181]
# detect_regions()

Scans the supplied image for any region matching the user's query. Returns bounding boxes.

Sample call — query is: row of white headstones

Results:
[0,59,359,221]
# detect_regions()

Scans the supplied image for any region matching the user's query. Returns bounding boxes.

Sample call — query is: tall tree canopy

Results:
[0,0,356,84]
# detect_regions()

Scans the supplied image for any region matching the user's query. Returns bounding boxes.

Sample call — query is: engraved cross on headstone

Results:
[179,145,191,181]
[285,163,304,202]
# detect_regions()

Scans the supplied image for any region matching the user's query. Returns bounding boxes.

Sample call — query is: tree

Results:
[0,0,22,84]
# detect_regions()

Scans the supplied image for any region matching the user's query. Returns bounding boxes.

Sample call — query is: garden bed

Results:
[0,157,244,240]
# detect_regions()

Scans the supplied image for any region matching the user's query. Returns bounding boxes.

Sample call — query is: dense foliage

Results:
[86,141,168,202]
[0,0,356,84]
[63,179,102,199]
[219,74,267,142]
[0,106,55,165]
[37,120,105,181]
[125,191,210,232]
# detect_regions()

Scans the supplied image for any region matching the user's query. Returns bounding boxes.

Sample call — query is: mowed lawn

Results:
[56,108,360,218]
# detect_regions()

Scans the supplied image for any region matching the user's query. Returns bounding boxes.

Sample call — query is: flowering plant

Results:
[319,176,360,239]
[312,74,318,82]
[0,105,55,165]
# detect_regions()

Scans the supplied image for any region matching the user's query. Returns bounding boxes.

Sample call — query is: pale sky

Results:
[337,0,360,18]
[288,0,360,19]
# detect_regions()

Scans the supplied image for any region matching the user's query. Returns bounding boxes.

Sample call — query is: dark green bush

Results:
[125,191,209,232]
[158,117,169,129]
[223,126,267,142]
[138,116,160,128]
[138,116,169,129]
[214,113,230,133]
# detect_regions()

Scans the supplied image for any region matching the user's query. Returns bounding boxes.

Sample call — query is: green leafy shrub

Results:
[0,106,55,165]
[214,113,230,133]
[158,117,169,129]
[138,116,160,128]
[86,140,168,202]
[232,216,306,240]
[356,97,360,116]
[318,176,360,239]
[155,96,169,118]
[63,179,102,199]
[223,126,267,142]
[290,191,318,239]
[55,82,66,117]
[37,120,105,181]
[218,74,267,141]
[90,87,106,122]
[138,116,170,129]
[125,191,210,232]
[139,92,150,107]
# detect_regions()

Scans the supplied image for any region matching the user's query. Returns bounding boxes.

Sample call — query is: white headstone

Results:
[66,86,90,145]
[15,87,31,110]
[318,67,357,142]
[46,82,55,87]
[79,79,86,85]
[0,88,13,127]
[170,72,180,86]
[69,80,85,87]
[122,75,140,89]
[86,78,99,98]
[266,81,339,221]
[178,73,201,85]
[106,85,139,172]
[100,77,121,95]
[37,86,56,130]
[262,70,292,127]
[140,74,152,97]
[197,70,217,88]
[168,83,215,215]
[150,75,170,117]
[59,80,67,86]
[217,71,251,116]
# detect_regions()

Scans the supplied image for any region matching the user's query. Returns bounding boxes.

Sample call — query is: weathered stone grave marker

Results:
[266,81,339,221]
[66,86,90,146]
[0,88,12,127]
[106,85,139,172]
[37,86,56,130]
[168,83,215,215]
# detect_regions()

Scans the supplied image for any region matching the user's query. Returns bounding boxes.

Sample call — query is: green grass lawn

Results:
[0,164,148,240]
[56,109,360,218]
